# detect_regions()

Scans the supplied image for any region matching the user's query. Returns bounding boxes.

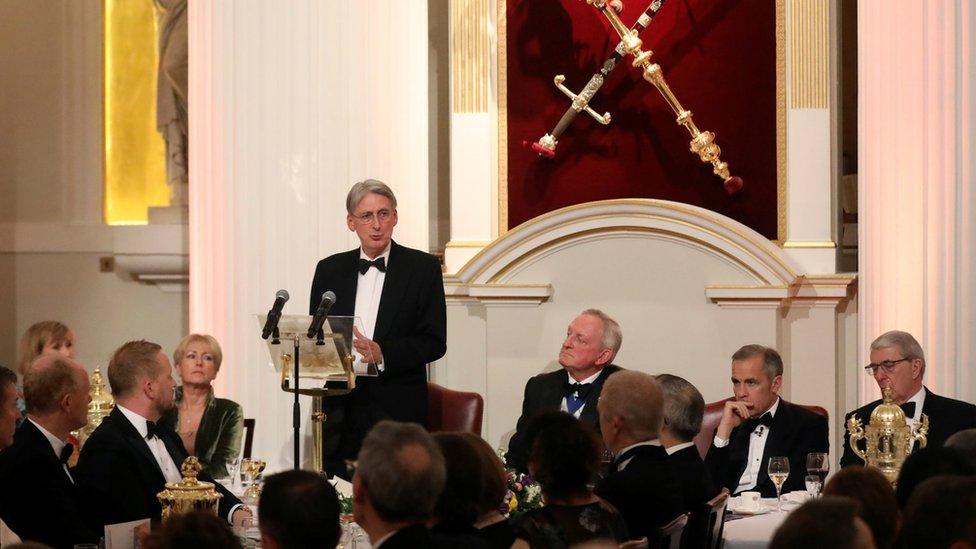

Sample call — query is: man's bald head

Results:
[24,353,87,416]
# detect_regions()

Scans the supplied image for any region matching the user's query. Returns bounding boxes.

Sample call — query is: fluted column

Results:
[189,0,430,471]
[859,1,976,404]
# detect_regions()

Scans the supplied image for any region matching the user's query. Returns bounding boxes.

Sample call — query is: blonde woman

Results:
[16,321,76,418]
[160,334,244,478]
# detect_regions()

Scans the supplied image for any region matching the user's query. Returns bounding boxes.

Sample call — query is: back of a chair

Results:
[694,398,829,459]
[426,382,484,435]
[684,488,730,549]
[242,418,256,460]
[649,513,689,549]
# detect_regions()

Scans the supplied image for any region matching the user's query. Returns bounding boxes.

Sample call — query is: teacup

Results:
[739,491,761,511]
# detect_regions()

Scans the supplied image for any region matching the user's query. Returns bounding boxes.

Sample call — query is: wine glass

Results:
[767,456,790,512]
[806,452,829,490]
[226,455,242,491]
[805,474,823,498]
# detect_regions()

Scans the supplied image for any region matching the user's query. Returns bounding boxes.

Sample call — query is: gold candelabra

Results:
[584,0,743,194]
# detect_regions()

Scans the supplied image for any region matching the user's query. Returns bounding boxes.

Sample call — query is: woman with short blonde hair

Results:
[160,334,243,478]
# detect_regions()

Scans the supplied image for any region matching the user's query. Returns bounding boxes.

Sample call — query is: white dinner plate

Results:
[728,500,774,515]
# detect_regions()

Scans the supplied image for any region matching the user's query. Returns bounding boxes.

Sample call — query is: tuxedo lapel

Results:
[21,420,74,486]
[111,408,166,482]
[373,241,410,342]
[334,250,360,317]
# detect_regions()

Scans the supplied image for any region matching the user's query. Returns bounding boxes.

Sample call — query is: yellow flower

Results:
[508,495,519,512]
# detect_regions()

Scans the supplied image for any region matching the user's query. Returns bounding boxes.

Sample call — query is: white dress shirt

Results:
[28,418,74,483]
[665,441,697,456]
[903,386,927,450]
[560,370,602,418]
[354,243,391,371]
[116,405,243,523]
[712,397,781,494]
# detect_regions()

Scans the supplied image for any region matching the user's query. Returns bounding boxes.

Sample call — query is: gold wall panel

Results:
[452,0,490,113]
[788,0,829,109]
[103,0,169,225]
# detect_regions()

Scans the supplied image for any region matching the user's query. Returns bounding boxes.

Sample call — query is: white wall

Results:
[0,1,187,372]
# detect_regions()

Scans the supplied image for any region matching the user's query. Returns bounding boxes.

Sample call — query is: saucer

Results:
[728,498,773,515]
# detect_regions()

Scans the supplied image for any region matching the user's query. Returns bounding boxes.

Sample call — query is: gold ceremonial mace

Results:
[583,0,743,195]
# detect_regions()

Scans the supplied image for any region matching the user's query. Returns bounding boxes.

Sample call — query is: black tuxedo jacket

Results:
[667,444,719,514]
[75,407,242,529]
[504,365,621,472]
[704,399,828,498]
[0,420,98,548]
[840,387,976,468]
[309,240,447,474]
[594,444,685,540]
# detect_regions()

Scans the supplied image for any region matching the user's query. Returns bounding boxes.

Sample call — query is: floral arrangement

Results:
[498,449,544,517]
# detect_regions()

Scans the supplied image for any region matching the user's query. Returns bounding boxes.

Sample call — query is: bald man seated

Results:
[0,354,99,548]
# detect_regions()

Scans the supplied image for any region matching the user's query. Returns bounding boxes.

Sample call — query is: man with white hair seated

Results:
[841,330,976,467]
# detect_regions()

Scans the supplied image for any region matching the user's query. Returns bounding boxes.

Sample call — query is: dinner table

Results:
[722,492,811,549]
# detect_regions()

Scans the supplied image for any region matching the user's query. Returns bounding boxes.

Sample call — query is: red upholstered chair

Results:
[694,398,829,459]
[426,382,484,435]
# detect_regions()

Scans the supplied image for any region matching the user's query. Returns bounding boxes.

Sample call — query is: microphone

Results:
[261,289,290,339]
[307,290,337,338]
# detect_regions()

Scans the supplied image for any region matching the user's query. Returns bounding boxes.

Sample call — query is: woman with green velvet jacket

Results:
[160,334,244,478]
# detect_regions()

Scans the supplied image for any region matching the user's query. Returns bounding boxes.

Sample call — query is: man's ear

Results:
[770,375,783,393]
[59,391,72,413]
[352,474,367,504]
[595,348,613,367]
[347,214,357,232]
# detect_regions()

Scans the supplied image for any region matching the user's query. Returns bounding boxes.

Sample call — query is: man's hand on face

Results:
[716,400,753,440]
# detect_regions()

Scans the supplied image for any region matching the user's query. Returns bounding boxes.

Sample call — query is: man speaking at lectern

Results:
[309,179,447,478]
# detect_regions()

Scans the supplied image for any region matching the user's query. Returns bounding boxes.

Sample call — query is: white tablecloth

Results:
[722,495,806,549]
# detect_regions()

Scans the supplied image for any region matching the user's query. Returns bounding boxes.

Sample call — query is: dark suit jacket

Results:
[309,240,446,475]
[704,399,828,498]
[382,523,477,549]
[594,444,685,540]
[0,420,98,548]
[75,407,242,530]
[840,387,976,467]
[667,444,719,514]
[504,365,621,472]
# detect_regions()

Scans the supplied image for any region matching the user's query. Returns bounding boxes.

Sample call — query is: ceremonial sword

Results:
[532,0,667,158]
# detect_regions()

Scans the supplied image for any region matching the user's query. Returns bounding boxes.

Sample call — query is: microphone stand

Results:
[292,329,301,470]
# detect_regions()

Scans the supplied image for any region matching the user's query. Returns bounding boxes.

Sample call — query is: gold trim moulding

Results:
[781,240,837,249]
[445,240,493,248]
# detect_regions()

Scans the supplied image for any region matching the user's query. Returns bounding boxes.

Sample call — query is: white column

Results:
[859,1,976,403]
[189,0,430,472]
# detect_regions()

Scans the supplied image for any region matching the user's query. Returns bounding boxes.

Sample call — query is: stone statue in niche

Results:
[155,0,188,209]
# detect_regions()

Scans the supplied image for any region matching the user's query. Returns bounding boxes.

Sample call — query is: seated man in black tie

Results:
[0,354,99,548]
[594,370,683,540]
[656,374,718,513]
[841,330,976,468]
[705,345,829,498]
[76,340,249,530]
[505,309,622,472]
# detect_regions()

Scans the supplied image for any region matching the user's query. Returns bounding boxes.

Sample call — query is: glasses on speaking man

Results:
[863,357,911,375]
[351,209,393,225]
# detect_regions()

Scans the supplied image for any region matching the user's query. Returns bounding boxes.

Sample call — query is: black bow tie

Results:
[900,402,916,417]
[145,420,160,440]
[359,257,387,275]
[744,412,774,431]
[59,443,73,465]
[565,382,594,401]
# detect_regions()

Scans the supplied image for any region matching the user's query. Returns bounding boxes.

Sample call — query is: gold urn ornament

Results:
[157,457,223,522]
[73,367,114,446]
[847,387,929,485]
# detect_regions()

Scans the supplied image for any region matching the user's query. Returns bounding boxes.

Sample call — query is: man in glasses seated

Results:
[840,330,976,467]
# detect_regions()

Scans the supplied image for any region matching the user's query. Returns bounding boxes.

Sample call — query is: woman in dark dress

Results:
[511,411,629,548]
[462,432,518,549]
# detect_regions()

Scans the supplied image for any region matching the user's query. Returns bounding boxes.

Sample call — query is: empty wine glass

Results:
[226,455,242,491]
[806,452,829,488]
[767,456,790,512]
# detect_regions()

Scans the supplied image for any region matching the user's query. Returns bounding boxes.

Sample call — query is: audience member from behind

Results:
[823,466,899,549]
[595,371,683,541]
[145,510,242,549]
[894,446,974,509]
[896,475,976,549]
[460,432,517,548]
[16,321,76,418]
[0,366,18,450]
[429,433,491,547]
[353,420,446,548]
[770,496,876,549]
[656,373,718,512]
[258,469,341,549]
[842,330,976,467]
[512,411,629,548]
[945,428,976,469]
[706,344,829,497]
[505,309,623,472]
[0,354,98,548]
[160,334,244,478]
[76,340,247,529]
